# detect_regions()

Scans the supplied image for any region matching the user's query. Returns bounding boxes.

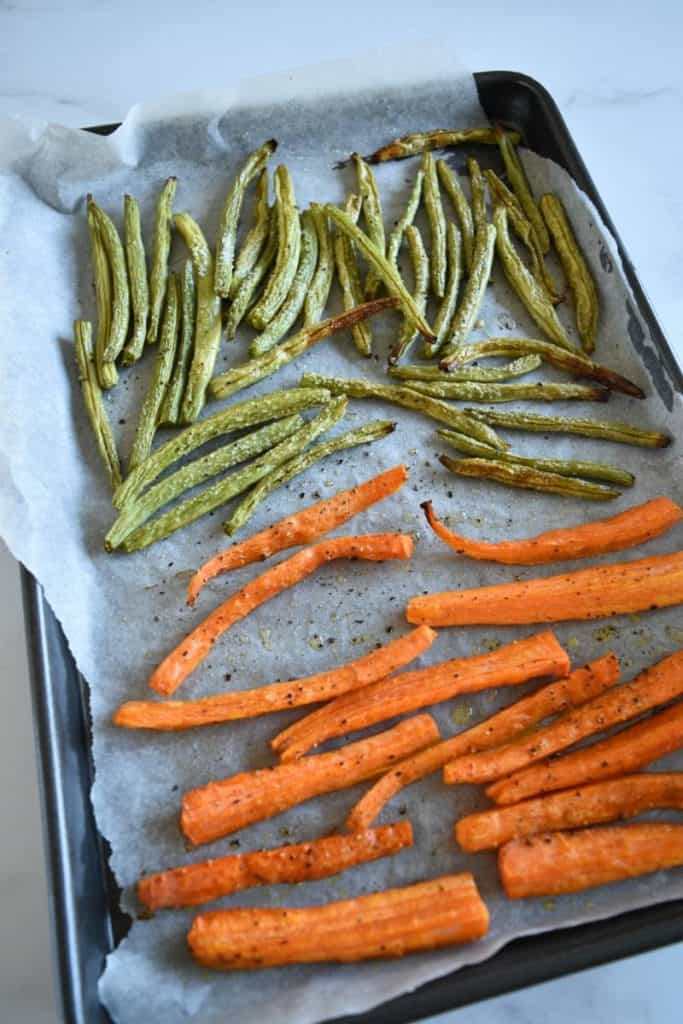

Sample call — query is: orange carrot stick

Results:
[186,465,409,606]
[188,872,489,968]
[272,630,570,762]
[151,533,414,696]
[181,713,439,845]
[407,550,683,627]
[115,626,436,730]
[443,649,683,786]
[422,497,682,566]
[345,654,619,831]
[139,821,413,910]
[456,773,683,852]
[499,824,683,899]
[488,700,683,805]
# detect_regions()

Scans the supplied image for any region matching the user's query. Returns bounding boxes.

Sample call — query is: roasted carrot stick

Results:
[422,497,682,566]
[499,824,683,899]
[139,821,413,910]
[271,630,570,762]
[406,550,683,627]
[443,650,683,786]
[488,700,683,805]
[186,465,409,606]
[115,626,436,730]
[181,713,439,845]
[456,773,683,852]
[151,533,414,696]
[345,654,619,831]
[188,872,489,968]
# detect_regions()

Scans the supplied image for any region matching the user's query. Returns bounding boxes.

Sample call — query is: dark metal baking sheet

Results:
[21,71,683,1024]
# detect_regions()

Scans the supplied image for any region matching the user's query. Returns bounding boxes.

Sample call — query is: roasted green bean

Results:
[304,205,334,325]
[422,151,447,298]
[389,354,542,384]
[437,428,635,487]
[361,126,521,164]
[440,454,619,500]
[452,337,644,398]
[496,127,549,254]
[225,207,278,338]
[249,210,318,358]
[491,207,572,351]
[158,260,196,426]
[121,194,149,365]
[467,157,487,231]
[173,213,223,423]
[249,165,301,330]
[540,193,599,353]
[389,225,429,364]
[114,386,330,510]
[405,379,607,403]
[298,372,507,450]
[386,170,423,269]
[353,153,385,298]
[334,193,373,356]
[73,319,121,490]
[214,139,277,298]
[437,158,475,273]
[88,197,130,363]
[119,397,347,552]
[230,169,271,298]
[128,272,180,471]
[106,415,303,550]
[87,204,117,389]
[423,221,463,358]
[464,407,672,448]
[147,177,177,344]
[223,419,396,535]
[438,222,496,362]
[324,203,435,340]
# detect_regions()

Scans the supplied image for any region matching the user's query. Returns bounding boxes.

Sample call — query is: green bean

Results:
[106,415,302,550]
[389,354,542,384]
[210,298,397,400]
[249,210,318,357]
[423,221,463,358]
[173,214,223,423]
[438,222,496,362]
[73,319,121,490]
[249,166,301,330]
[147,177,177,344]
[225,207,278,338]
[121,195,149,365]
[214,139,277,298]
[436,158,474,272]
[304,206,335,325]
[298,372,507,450]
[353,153,386,299]
[440,454,619,500]
[437,429,635,487]
[463,407,672,448]
[405,380,607,403]
[491,207,573,352]
[128,272,180,471]
[496,127,549,254]
[119,398,347,552]
[389,225,429,364]
[324,203,435,340]
[540,193,599,353]
[421,152,447,298]
[86,204,117,389]
[334,193,372,356]
[113,386,330,510]
[223,419,396,535]
[230,169,271,299]
[453,338,644,398]
[386,170,424,270]
[485,170,562,304]
[361,126,522,164]
[158,260,196,426]
[88,197,130,363]
[467,157,487,231]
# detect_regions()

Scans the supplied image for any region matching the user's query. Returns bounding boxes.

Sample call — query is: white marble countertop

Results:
[1,2,681,1022]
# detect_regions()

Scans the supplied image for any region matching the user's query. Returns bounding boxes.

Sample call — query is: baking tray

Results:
[22,71,683,1024]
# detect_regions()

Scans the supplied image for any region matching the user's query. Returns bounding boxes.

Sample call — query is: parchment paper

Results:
[1,46,682,1024]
